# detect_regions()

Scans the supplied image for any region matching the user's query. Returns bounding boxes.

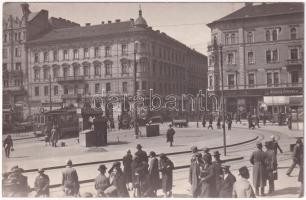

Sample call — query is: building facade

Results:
[207,2,304,118]
[26,9,207,120]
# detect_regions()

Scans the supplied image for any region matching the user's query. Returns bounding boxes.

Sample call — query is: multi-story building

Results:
[207,2,303,118]
[26,8,207,119]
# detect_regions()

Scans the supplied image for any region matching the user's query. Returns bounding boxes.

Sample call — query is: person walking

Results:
[159,153,174,197]
[232,166,256,198]
[94,165,110,197]
[255,115,260,128]
[270,135,283,155]
[62,160,80,197]
[166,124,175,147]
[298,140,304,198]
[217,117,221,129]
[208,116,214,130]
[227,117,232,130]
[107,162,129,197]
[189,146,202,197]
[219,165,236,198]
[146,151,160,197]
[211,150,223,197]
[287,138,303,176]
[34,168,50,197]
[3,135,13,158]
[250,142,267,196]
[248,114,255,130]
[202,114,206,127]
[265,141,277,194]
[122,150,133,191]
[51,125,59,147]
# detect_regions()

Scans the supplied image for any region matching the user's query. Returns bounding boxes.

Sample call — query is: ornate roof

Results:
[135,8,147,28]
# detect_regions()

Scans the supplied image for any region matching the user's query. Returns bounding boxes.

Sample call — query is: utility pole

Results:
[219,45,227,156]
[49,74,52,111]
[134,44,139,138]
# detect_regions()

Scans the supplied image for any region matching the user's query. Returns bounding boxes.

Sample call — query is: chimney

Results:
[101,21,105,24]
[85,23,91,26]
[245,2,253,7]
[108,20,112,24]
[115,19,120,22]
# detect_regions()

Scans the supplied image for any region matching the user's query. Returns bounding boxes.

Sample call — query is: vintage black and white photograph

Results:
[2,1,304,198]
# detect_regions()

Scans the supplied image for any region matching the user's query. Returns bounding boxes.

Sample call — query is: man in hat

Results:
[265,141,277,194]
[51,125,59,147]
[3,135,13,158]
[189,146,203,197]
[202,147,212,164]
[219,165,236,198]
[62,159,79,197]
[233,166,256,198]
[6,165,29,197]
[34,168,50,197]
[107,161,129,197]
[146,151,160,197]
[270,135,283,155]
[287,138,303,176]
[122,149,133,191]
[166,124,175,147]
[95,164,109,197]
[135,144,148,163]
[250,142,267,196]
[159,153,174,197]
[211,150,223,197]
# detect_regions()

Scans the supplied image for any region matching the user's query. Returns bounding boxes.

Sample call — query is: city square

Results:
[2,2,304,198]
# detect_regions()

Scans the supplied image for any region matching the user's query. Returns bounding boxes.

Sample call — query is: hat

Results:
[203,147,209,153]
[191,146,198,152]
[265,141,272,148]
[213,151,221,156]
[98,164,107,171]
[297,138,303,144]
[256,142,262,148]
[112,161,121,168]
[136,144,142,149]
[11,165,23,173]
[238,166,250,178]
[66,159,72,166]
[149,151,156,157]
[159,153,166,159]
[38,168,44,173]
[127,149,131,154]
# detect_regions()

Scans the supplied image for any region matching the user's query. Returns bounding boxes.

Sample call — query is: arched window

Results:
[290,28,297,39]
[272,30,278,41]
[266,30,270,41]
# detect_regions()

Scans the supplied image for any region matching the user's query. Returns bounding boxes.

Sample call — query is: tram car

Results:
[33,107,79,138]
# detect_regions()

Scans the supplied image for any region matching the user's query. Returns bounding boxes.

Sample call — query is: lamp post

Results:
[134,42,139,138]
[218,45,227,156]
[49,74,52,111]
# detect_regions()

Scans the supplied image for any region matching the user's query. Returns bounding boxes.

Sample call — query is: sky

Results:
[3,2,245,55]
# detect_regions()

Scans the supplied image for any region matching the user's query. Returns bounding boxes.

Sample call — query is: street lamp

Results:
[49,74,52,111]
[134,41,139,138]
[218,45,227,156]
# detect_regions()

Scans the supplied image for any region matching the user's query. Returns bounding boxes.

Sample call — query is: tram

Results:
[33,107,79,138]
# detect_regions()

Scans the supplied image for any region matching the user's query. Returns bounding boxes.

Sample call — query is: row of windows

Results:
[3,63,22,71]
[3,47,22,58]
[208,71,300,88]
[3,79,23,87]
[223,27,298,45]
[3,32,24,43]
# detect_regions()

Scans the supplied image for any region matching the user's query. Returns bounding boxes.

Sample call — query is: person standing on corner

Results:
[3,135,13,158]
[250,142,267,196]
[122,149,133,191]
[264,141,277,194]
[189,146,202,197]
[270,135,283,156]
[146,151,160,197]
[166,124,175,147]
[211,151,223,197]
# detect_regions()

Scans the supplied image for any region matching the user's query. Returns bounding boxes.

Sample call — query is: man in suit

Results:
[211,151,222,197]
[287,138,303,176]
[95,164,109,197]
[34,168,50,197]
[250,142,267,196]
[62,160,79,197]
[135,144,148,163]
[219,165,236,197]
[233,166,256,198]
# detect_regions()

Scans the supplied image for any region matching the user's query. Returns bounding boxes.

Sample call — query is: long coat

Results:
[34,174,50,197]
[219,172,236,198]
[250,149,267,187]
[211,160,222,197]
[298,144,304,183]
[62,166,79,195]
[199,163,214,197]
[166,128,175,142]
[265,149,277,181]
[189,154,202,197]
[159,157,174,193]
[109,169,129,197]
[148,157,160,191]
[122,154,133,183]
[5,173,29,197]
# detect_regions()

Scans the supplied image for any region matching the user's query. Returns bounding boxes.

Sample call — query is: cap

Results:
[112,161,121,168]
[149,151,156,157]
[213,150,221,156]
[66,159,72,166]
[256,142,262,147]
[98,164,107,171]
[136,144,142,149]
[159,153,166,159]
[191,146,198,152]
[203,147,209,153]
[38,168,45,173]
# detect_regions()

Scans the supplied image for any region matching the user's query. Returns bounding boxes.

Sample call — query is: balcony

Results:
[61,93,82,100]
[3,86,23,91]
[3,70,23,78]
[286,59,303,67]
[57,76,85,83]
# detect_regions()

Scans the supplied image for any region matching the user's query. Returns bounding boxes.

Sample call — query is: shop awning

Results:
[263,96,289,105]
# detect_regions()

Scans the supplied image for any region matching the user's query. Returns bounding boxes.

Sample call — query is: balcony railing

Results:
[221,82,303,90]
[3,86,23,91]
[286,59,303,66]
[57,76,85,83]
